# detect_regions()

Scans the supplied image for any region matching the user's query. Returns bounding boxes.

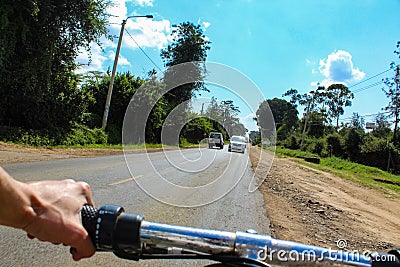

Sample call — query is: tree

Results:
[221,100,240,135]
[82,72,146,143]
[283,88,326,147]
[383,64,400,145]
[326,133,344,157]
[325,84,354,127]
[160,22,211,109]
[231,123,247,136]
[204,97,222,122]
[345,128,363,162]
[306,111,325,138]
[257,98,298,141]
[347,112,365,130]
[204,98,244,138]
[181,117,213,144]
[283,87,326,114]
[372,113,391,138]
[249,131,261,144]
[0,0,110,129]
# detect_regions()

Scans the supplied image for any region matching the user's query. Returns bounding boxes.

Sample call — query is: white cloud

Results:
[106,0,170,49]
[124,19,171,49]
[107,0,130,24]
[203,21,211,29]
[306,58,318,75]
[107,51,131,66]
[75,0,171,74]
[75,44,108,74]
[318,50,365,85]
[240,113,258,131]
[134,0,153,7]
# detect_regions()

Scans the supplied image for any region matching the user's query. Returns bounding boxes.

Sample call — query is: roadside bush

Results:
[0,126,63,146]
[359,136,400,173]
[310,139,325,156]
[105,124,122,144]
[0,124,107,147]
[181,118,213,144]
[326,133,344,157]
[283,135,300,150]
[344,128,363,162]
[63,124,108,146]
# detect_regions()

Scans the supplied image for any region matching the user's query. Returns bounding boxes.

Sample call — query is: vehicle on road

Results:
[228,135,246,153]
[208,132,224,149]
[81,204,400,267]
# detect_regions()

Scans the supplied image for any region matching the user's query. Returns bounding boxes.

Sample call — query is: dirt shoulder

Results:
[0,142,124,165]
[0,142,202,165]
[250,146,400,252]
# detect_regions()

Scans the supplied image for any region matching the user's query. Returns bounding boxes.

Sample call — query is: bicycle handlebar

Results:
[81,204,400,267]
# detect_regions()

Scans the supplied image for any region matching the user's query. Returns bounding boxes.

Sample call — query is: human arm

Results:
[0,166,95,261]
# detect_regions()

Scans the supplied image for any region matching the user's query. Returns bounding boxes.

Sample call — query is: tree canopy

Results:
[161,22,211,109]
[0,0,110,129]
[257,98,298,141]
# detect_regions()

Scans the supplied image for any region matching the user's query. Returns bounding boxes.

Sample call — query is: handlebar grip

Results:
[81,204,99,248]
[81,204,144,256]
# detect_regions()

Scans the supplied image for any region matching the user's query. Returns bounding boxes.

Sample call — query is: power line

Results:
[349,67,392,88]
[339,111,392,122]
[124,29,163,72]
[352,80,385,93]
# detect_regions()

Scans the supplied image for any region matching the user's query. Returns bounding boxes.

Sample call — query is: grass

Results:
[275,147,318,159]
[275,146,400,195]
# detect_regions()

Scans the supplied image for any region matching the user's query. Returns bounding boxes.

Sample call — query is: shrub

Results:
[283,135,300,150]
[63,123,108,146]
[0,124,108,147]
[311,139,325,156]
[344,129,363,162]
[326,133,344,157]
[359,136,400,173]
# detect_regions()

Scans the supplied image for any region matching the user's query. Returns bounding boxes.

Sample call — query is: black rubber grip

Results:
[81,204,99,248]
[81,204,144,255]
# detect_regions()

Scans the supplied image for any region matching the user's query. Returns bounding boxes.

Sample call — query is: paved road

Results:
[0,147,270,267]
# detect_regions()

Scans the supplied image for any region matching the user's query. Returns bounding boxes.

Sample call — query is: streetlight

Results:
[101,15,153,131]
[300,84,325,149]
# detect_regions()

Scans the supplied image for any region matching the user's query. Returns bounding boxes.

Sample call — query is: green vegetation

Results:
[275,146,400,194]
[253,43,400,173]
[0,4,246,148]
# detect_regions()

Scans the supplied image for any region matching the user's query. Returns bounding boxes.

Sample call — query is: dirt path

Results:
[250,146,400,252]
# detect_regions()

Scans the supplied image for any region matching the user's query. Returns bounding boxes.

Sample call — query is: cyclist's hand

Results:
[23,179,96,261]
[0,167,95,260]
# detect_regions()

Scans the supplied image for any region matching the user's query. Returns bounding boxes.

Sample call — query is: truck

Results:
[208,132,224,149]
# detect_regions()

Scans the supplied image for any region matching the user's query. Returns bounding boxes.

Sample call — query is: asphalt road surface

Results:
[0,146,270,267]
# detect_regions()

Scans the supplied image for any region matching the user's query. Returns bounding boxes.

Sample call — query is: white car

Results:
[228,136,246,153]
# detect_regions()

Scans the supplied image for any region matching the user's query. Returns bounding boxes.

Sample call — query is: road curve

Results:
[0,147,270,267]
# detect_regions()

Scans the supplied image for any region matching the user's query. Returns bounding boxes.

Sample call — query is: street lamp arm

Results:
[127,15,153,19]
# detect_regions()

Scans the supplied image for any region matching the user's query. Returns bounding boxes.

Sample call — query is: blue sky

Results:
[77,0,400,131]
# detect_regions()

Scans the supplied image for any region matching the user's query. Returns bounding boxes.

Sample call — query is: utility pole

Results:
[101,15,153,131]
[393,65,400,146]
